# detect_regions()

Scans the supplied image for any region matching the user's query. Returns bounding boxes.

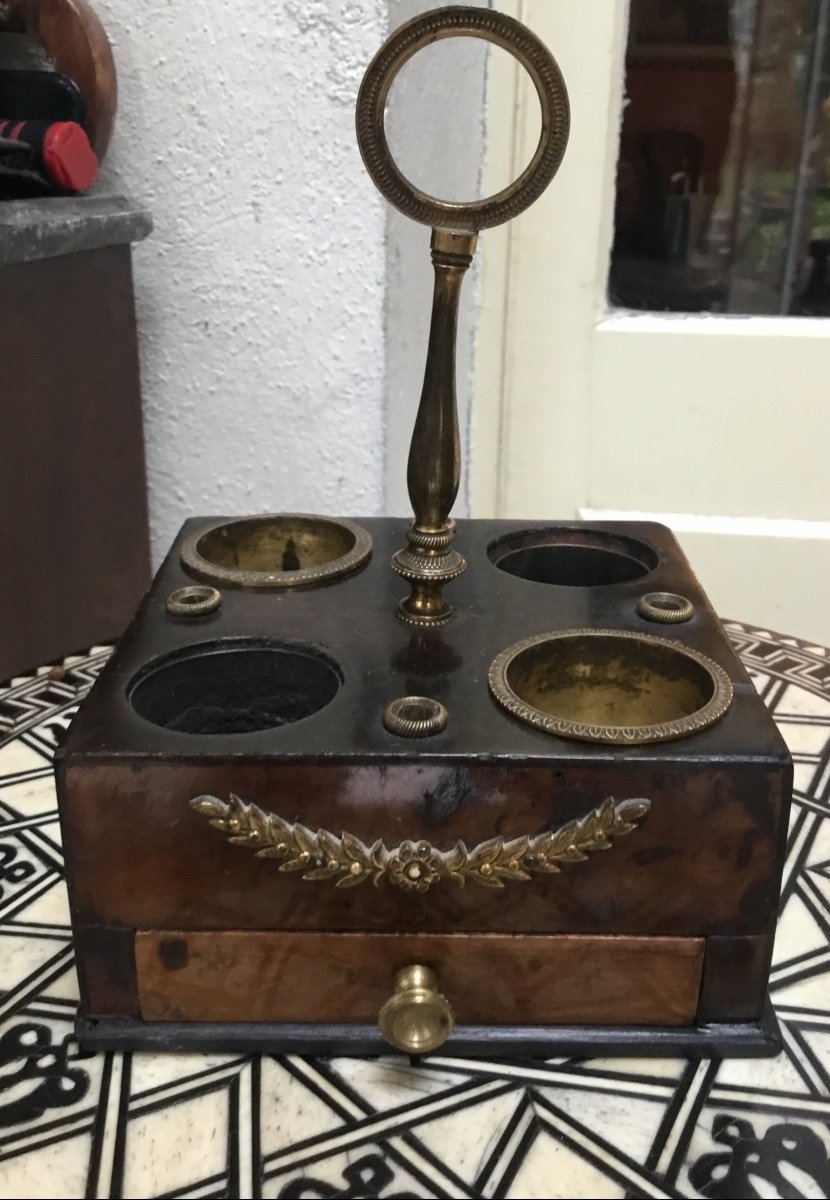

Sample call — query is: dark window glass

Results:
[611,0,830,314]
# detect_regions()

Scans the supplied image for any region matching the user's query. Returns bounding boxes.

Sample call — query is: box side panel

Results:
[61,760,787,937]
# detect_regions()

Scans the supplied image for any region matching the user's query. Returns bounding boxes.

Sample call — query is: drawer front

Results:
[135,931,704,1028]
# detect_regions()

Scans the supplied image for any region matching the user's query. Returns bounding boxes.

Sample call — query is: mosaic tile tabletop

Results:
[1,621,829,1199]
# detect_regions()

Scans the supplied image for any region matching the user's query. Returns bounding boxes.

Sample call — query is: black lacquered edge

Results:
[77,1000,779,1060]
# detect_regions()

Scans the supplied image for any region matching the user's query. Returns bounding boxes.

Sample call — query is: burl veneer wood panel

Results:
[62,760,785,937]
[0,246,150,680]
[135,931,705,1027]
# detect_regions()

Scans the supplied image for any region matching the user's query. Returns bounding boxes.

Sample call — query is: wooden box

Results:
[56,517,791,1057]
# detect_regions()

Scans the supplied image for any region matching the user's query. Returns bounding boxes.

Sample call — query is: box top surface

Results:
[61,517,790,767]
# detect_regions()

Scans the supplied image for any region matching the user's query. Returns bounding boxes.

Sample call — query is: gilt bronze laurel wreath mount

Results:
[190,793,650,894]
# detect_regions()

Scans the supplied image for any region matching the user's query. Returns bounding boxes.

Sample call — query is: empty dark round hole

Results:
[178,587,214,605]
[128,639,342,735]
[489,529,658,587]
[398,700,438,722]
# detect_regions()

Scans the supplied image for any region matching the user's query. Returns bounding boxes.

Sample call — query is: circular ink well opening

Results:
[489,629,732,744]
[181,514,372,588]
[128,639,343,735]
[488,528,658,587]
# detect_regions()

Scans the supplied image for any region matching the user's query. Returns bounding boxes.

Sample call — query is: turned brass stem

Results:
[408,229,475,532]
[390,229,476,626]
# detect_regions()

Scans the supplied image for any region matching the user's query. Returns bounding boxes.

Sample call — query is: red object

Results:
[0,118,98,191]
[42,121,98,190]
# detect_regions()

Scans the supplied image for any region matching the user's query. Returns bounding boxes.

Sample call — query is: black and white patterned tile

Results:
[1,627,829,1199]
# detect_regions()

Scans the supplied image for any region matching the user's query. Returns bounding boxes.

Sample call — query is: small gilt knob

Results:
[378,964,454,1055]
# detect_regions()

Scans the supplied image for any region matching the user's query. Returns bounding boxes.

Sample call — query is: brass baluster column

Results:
[392,228,476,625]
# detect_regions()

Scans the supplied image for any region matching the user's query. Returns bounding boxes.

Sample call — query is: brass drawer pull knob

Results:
[378,965,454,1054]
[189,793,650,893]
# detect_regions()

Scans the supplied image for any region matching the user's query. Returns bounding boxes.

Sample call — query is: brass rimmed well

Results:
[489,629,733,745]
[180,514,372,589]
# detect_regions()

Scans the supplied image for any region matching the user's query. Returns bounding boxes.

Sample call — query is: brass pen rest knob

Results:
[378,964,454,1054]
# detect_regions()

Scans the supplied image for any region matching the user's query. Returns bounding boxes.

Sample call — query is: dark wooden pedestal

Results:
[0,240,151,681]
[56,517,792,1058]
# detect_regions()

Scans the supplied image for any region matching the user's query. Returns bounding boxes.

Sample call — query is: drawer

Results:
[135,930,704,1028]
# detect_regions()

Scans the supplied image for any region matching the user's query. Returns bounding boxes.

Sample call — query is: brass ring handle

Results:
[356,5,570,232]
[357,7,570,626]
[189,793,650,893]
[378,965,454,1054]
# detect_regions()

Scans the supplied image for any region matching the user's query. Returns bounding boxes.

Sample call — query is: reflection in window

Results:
[611,0,830,315]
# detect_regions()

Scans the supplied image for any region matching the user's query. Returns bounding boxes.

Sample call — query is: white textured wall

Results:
[95,0,388,560]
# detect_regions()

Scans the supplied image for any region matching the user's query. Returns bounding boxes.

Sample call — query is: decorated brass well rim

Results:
[180,513,372,588]
[488,628,733,745]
